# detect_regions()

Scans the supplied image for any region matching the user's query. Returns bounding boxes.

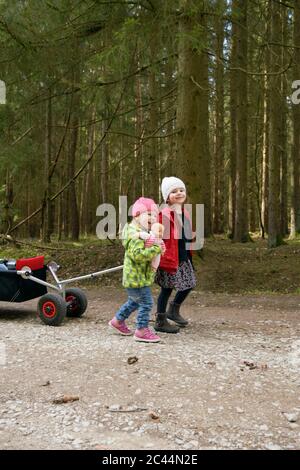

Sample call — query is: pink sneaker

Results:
[109,317,133,336]
[134,328,161,343]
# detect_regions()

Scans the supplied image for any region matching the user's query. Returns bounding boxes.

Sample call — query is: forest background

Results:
[1,0,300,294]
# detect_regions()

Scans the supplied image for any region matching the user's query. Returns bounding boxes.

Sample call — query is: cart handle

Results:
[15,265,124,293]
[58,265,124,286]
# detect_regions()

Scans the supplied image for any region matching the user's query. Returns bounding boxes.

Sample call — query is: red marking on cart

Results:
[42,301,57,319]
[16,256,44,271]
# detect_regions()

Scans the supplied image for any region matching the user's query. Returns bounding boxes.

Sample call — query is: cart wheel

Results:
[65,288,88,318]
[38,294,67,326]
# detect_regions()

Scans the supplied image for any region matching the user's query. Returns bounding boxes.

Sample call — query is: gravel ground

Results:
[1,287,300,450]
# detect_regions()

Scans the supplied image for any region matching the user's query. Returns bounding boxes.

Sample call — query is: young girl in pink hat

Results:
[109,197,164,343]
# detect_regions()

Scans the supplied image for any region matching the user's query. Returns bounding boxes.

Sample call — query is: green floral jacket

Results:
[121,222,161,288]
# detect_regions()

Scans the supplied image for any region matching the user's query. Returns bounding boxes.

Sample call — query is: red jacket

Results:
[158,207,193,273]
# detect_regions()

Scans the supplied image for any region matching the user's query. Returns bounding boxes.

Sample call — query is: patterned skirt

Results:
[155,259,196,291]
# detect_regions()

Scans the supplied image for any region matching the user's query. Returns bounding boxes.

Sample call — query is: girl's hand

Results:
[144,234,156,247]
[160,241,166,255]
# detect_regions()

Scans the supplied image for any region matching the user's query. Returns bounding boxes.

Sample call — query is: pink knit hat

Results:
[131,197,159,217]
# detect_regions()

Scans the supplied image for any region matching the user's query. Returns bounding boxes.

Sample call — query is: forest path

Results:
[0,288,300,450]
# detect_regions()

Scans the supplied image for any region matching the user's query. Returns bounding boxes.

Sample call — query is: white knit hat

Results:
[161,176,186,202]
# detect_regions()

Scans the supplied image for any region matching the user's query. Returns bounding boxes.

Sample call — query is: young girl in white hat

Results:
[154,177,196,333]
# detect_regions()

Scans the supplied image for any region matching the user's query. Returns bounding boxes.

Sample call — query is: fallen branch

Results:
[108,407,148,413]
[52,395,79,404]
[0,234,20,248]
[0,234,67,252]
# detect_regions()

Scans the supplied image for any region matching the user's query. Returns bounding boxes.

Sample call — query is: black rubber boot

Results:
[167,301,189,327]
[154,313,180,334]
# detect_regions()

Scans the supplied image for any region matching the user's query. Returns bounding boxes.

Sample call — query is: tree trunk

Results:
[41,89,52,243]
[134,59,144,200]
[230,3,238,237]
[291,1,300,237]
[213,0,225,234]
[101,107,109,204]
[280,6,288,237]
[81,108,95,235]
[147,35,159,201]
[176,0,211,236]
[68,114,80,240]
[2,169,13,234]
[268,0,282,248]
[66,59,80,241]
[233,0,249,242]
[261,63,269,238]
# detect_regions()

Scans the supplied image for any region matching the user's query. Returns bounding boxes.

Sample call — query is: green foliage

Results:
[0,0,297,251]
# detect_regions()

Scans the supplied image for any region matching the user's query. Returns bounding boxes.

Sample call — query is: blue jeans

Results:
[116,287,153,329]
